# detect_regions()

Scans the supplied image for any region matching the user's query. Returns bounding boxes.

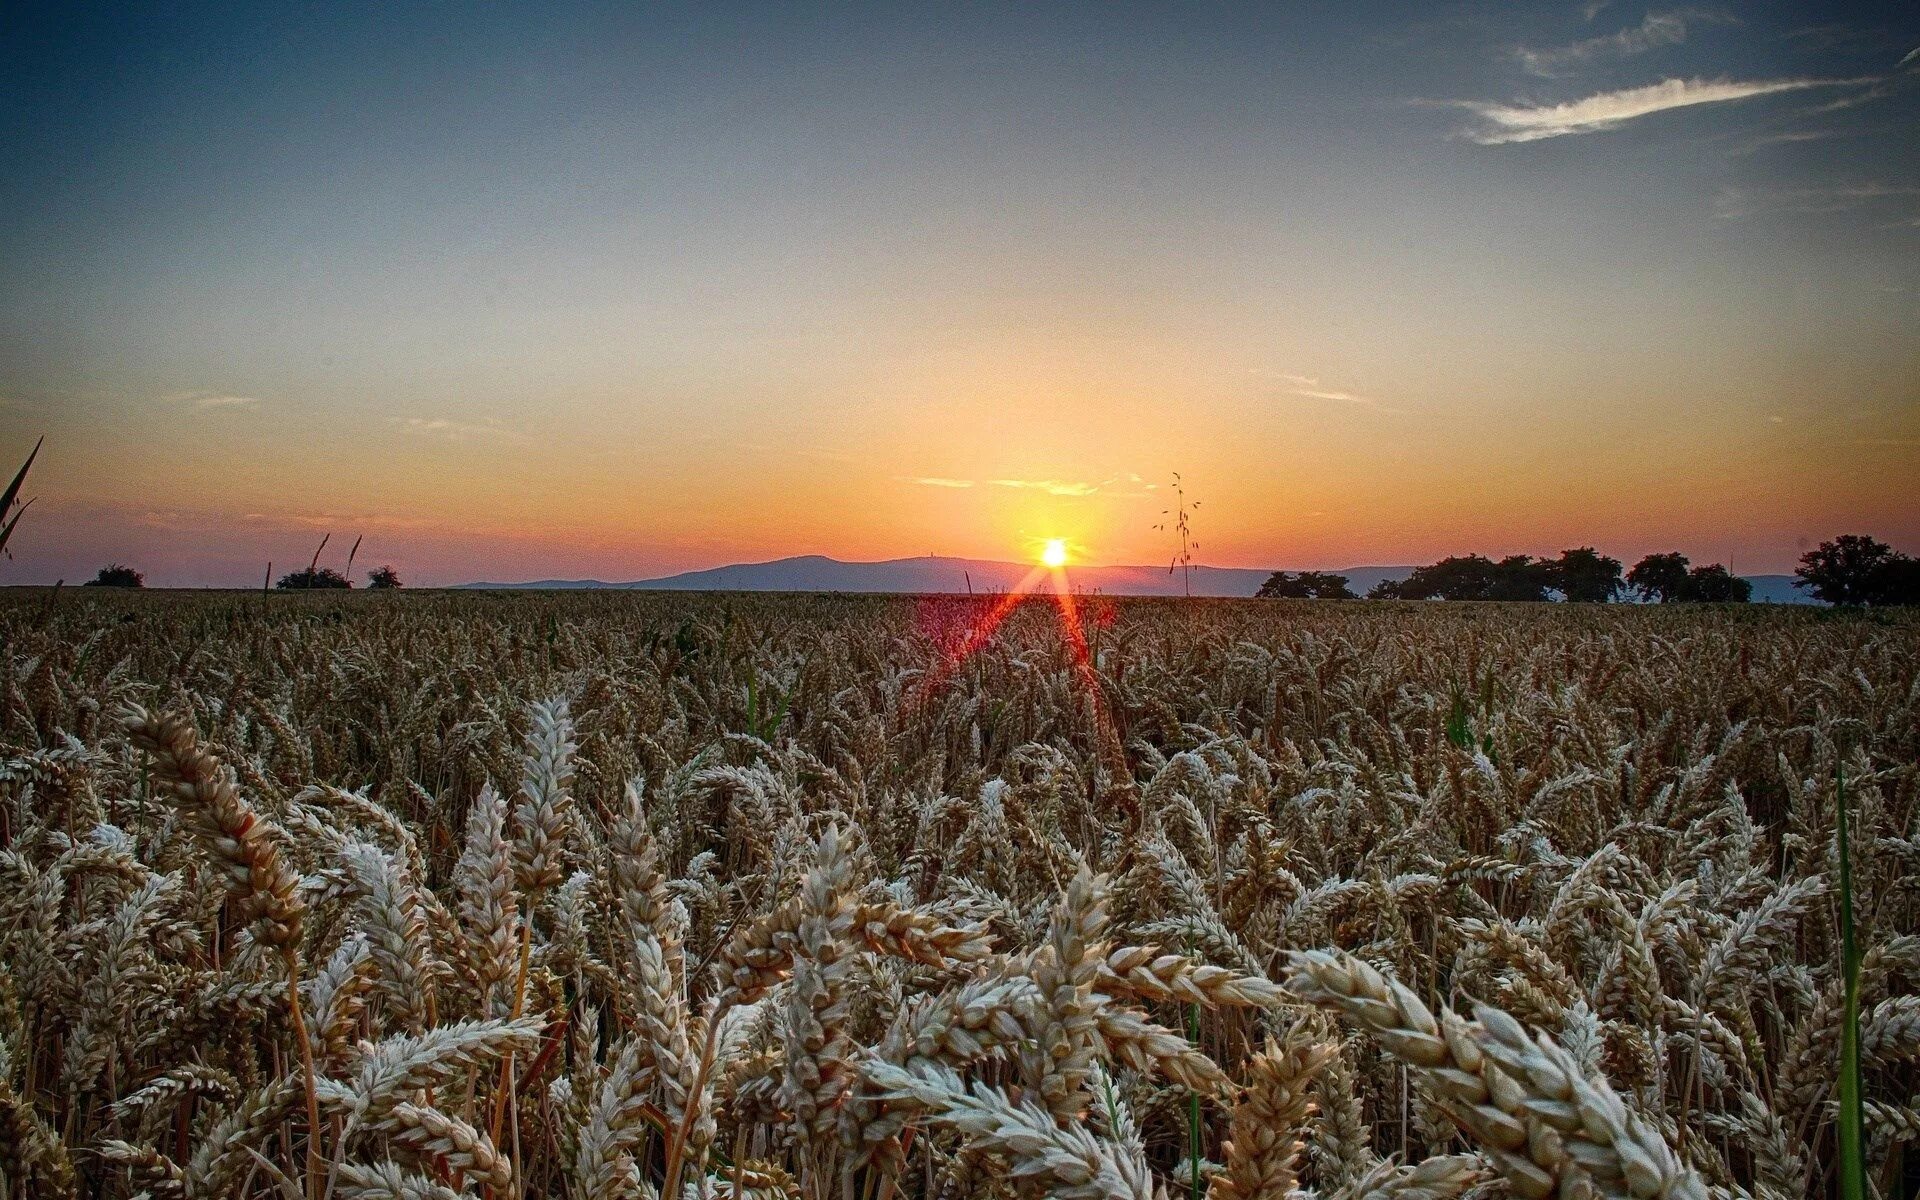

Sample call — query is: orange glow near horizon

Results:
[2,5,1917,590]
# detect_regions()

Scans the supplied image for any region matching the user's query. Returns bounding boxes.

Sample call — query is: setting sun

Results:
[1041,538,1069,568]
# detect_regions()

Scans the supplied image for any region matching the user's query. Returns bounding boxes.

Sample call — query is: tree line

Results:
[4,440,409,591]
[81,563,403,589]
[1258,534,1920,607]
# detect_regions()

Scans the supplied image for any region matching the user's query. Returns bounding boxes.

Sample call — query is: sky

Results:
[2,1,1916,586]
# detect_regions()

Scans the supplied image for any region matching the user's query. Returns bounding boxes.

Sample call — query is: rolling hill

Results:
[459,555,1813,602]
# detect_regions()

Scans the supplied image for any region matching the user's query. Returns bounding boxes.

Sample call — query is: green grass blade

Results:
[0,497,32,557]
[1836,750,1865,1200]
[0,436,42,557]
[0,436,41,517]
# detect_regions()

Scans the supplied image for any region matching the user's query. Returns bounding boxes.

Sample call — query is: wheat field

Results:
[1,589,1914,1200]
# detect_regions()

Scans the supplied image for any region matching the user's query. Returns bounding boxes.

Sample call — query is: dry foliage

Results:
[0,590,1914,1200]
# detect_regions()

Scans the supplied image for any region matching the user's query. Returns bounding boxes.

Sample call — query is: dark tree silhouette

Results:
[1549,547,1623,603]
[1381,555,1553,601]
[1377,556,1483,601]
[83,564,144,588]
[1486,555,1555,601]
[1795,535,1917,606]
[276,567,351,590]
[1677,563,1751,603]
[1255,570,1355,599]
[1397,556,1494,600]
[1300,571,1355,599]
[367,565,403,590]
[1627,552,1690,603]
[1874,556,1920,606]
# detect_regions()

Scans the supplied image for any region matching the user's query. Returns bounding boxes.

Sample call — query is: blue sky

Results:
[1,2,1916,584]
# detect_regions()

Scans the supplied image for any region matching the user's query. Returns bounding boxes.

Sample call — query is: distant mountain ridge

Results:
[457,554,1813,602]
[459,555,1370,596]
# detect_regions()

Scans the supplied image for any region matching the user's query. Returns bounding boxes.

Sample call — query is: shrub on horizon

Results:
[1255,570,1355,599]
[83,563,144,588]
[276,566,351,590]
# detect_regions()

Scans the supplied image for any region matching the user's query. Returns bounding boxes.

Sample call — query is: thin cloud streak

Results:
[1280,373,1403,414]
[1455,76,1876,144]
[1713,183,1920,219]
[164,391,264,411]
[903,474,1158,497]
[1729,128,1844,156]
[1515,9,1728,78]
[989,479,1101,497]
[86,499,449,536]
[391,416,519,442]
[1095,472,1158,498]
[1799,84,1897,116]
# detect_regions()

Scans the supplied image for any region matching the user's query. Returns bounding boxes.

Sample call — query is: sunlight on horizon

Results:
[0,5,1913,586]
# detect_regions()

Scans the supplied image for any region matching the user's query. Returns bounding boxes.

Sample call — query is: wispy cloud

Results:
[113,502,441,535]
[1900,45,1919,69]
[1279,373,1403,413]
[164,390,264,411]
[902,473,1155,496]
[391,416,519,441]
[1799,83,1897,116]
[1729,128,1845,156]
[1515,9,1731,77]
[232,509,444,532]
[1097,472,1159,498]
[989,478,1101,497]
[1713,182,1920,219]
[1454,76,1876,144]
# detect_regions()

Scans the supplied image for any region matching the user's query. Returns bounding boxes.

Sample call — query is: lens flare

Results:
[903,542,1126,794]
